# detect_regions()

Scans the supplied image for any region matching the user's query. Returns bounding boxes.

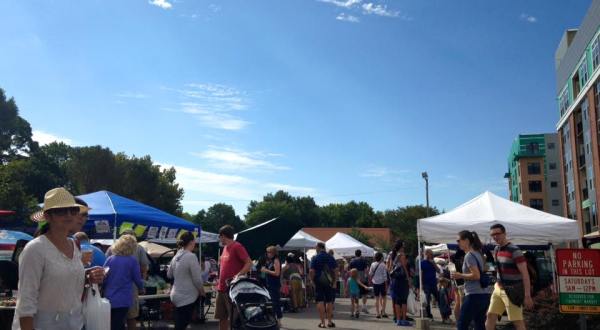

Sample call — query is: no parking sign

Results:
[556,249,600,314]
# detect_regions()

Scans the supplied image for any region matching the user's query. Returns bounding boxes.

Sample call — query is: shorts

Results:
[127,290,139,319]
[373,283,387,297]
[392,287,409,305]
[350,293,360,300]
[487,286,523,321]
[315,285,335,303]
[215,291,233,320]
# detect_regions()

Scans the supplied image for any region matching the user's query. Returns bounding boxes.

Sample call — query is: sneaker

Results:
[362,306,369,313]
[382,313,389,318]
[376,314,381,319]
[403,320,412,327]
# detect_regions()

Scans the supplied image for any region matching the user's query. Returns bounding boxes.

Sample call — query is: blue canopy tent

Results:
[77,191,199,240]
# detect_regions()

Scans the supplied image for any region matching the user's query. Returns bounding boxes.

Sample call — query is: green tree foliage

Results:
[0,88,38,164]
[381,205,439,255]
[0,88,184,220]
[201,203,246,233]
[349,227,372,246]
[319,201,380,227]
[245,191,319,229]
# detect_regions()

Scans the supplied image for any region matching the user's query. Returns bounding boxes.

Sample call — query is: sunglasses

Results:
[49,207,80,216]
[490,231,504,237]
[81,213,89,217]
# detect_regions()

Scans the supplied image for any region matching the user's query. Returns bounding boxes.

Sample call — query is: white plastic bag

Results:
[83,284,111,330]
[407,290,417,316]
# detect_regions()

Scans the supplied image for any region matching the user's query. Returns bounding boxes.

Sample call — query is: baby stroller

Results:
[229,277,279,330]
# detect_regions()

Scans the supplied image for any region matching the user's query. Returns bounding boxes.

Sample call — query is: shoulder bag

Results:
[494,248,524,306]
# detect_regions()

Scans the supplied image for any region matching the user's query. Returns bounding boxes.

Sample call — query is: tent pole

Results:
[304,247,308,308]
[549,243,558,295]
[417,226,424,321]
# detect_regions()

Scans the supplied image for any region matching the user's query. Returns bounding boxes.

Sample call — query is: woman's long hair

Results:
[177,231,195,249]
[458,230,483,252]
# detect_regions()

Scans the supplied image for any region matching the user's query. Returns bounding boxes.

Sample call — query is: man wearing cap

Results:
[106,230,150,330]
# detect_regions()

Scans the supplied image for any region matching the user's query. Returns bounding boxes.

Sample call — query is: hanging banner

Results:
[94,220,111,234]
[134,225,147,238]
[119,222,135,235]
[158,227,168,239]
[557,248,600,314]
[167,228,179,240]
[147,226,159,239]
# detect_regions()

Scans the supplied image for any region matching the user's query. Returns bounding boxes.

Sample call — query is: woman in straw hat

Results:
[13,187,104,330]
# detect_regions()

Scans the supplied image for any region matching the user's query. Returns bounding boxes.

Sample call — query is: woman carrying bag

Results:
[451,230,491,330]
[167,231,205,330]
[13,187,104,330]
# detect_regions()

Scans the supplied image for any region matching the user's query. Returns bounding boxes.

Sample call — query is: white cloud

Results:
[263,183,316,194]
[32,130,74,145]
[520,13,537,23]
[360,166,408,178]
[149,0,172,9]
[192,147,289,172]
[361,3,399,17]
[336,13,360,23]
[160,163,317,211]
[208,4,221,12]
[319,0,362,9]
[171,83,251,131]
[116,92,148,99]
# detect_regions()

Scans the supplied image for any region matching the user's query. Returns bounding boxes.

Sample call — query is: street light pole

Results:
[422,172,429,217]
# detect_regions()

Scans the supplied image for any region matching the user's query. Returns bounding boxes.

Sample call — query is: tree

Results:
[0,88,38,164]
[202,203,245,233]
[245,191,319,229]
[381,205,439,255]
[319,201,379,227]
[349,227,372,246]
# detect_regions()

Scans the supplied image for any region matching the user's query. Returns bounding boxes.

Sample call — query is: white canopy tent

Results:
[283,230,324,250]
[415,191,580,320]
[306,248,344,260]
[325,232,375,258]
[417,191,580,245]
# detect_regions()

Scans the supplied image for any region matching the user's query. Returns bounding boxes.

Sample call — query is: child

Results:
[346,268,369,318]
[438,277,452,324]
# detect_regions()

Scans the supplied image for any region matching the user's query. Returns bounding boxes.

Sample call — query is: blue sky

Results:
[0,0,592,216]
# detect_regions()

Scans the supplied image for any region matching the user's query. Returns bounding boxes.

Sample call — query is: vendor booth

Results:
[416,191,581,320]
[325,232,375,258]
[235,217,302,259]
[77,190,198,240]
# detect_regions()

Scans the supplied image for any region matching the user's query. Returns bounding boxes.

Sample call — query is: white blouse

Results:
[12,235,85,330]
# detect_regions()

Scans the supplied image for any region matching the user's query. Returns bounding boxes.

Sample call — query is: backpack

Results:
[318,263,334,287]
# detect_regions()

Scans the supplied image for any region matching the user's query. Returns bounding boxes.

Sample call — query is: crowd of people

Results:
[8,186,539,330]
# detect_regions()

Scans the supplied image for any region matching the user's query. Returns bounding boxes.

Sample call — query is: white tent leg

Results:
[304,248,308,307]
[418,236,424,320]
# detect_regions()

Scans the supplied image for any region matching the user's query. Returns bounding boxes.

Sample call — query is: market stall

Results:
[235,217,302,259]
[416,191,581,319]
[325,232,375,258]
[77,190,199,240]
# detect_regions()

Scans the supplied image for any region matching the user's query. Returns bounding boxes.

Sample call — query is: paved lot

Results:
[180,298,456,330]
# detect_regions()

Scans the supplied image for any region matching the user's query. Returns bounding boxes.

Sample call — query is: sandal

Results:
[318,323,326,328]
[327,322,336,328]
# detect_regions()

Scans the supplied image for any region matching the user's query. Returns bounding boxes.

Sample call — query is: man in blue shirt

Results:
[420,249,441,319]
[310,242,338,328]
[74,231,106,267]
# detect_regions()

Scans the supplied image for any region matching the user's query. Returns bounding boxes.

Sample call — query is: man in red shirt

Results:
[215,225,252,330]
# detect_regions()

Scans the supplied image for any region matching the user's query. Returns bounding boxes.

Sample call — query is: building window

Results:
[547,142,555,149]
[579,60,589,87]
[594,37,600,69]
[529,181,543,192]
[549,163,557,170]
[552,199,560,207]
[526,143,540,154]
[527,162,541,175]
[530,199,544,210]
[551,181,558,188]
[559,88,570,117]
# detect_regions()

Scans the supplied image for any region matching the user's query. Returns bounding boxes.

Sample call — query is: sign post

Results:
[556,249,600,314]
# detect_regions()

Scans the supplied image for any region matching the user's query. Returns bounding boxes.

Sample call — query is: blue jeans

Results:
[457,294,491,330]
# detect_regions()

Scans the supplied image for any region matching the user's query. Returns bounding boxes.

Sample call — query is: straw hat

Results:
[30,187,89,222]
